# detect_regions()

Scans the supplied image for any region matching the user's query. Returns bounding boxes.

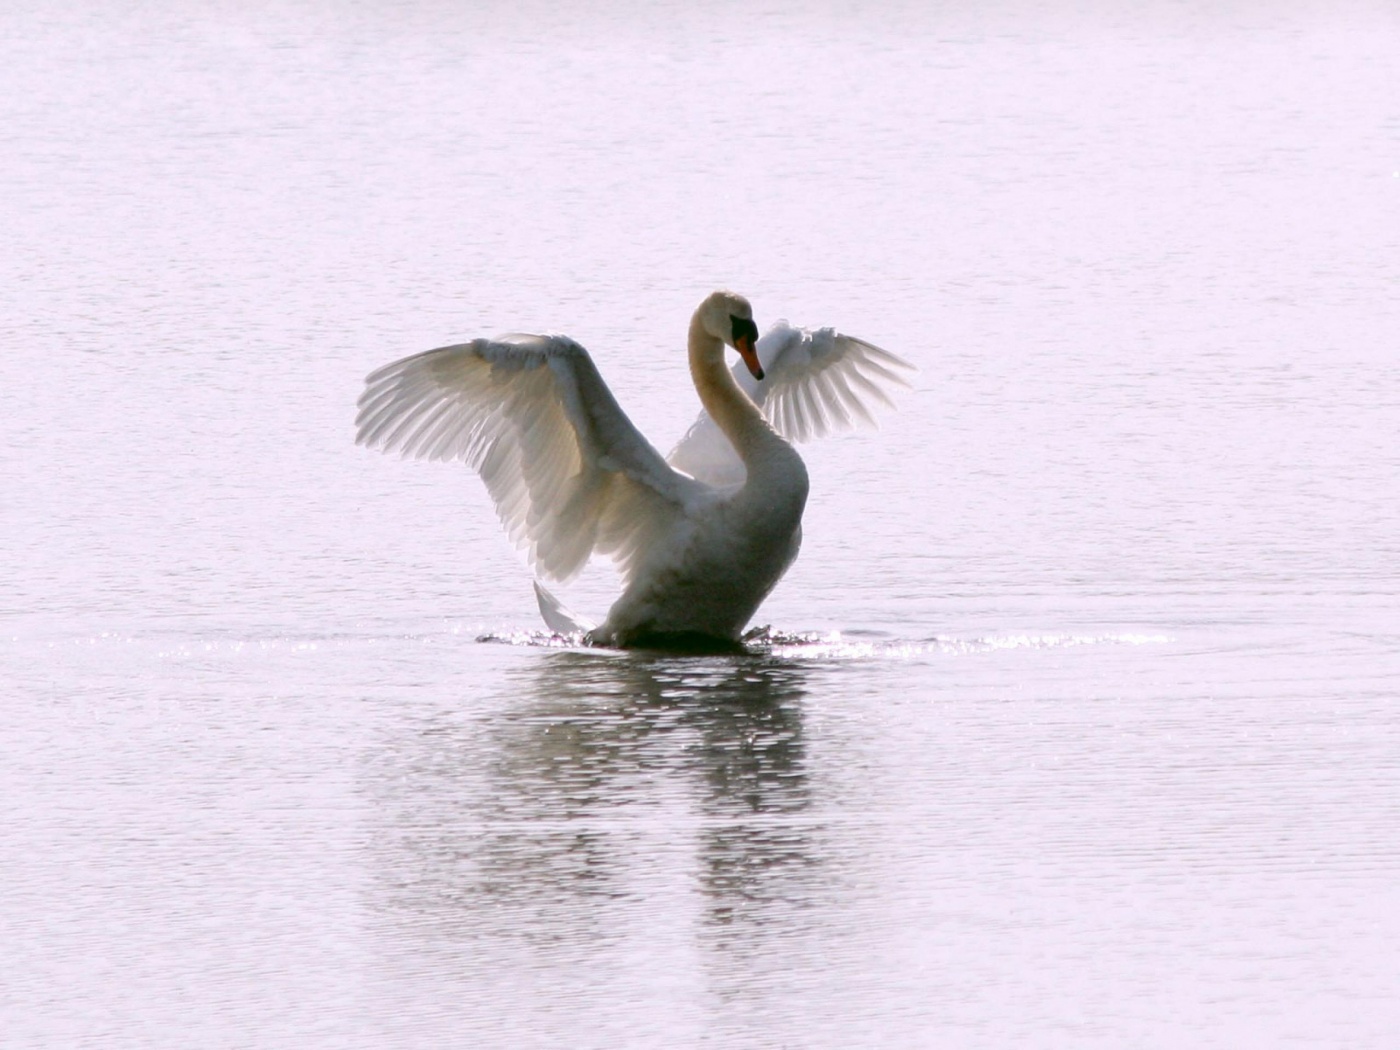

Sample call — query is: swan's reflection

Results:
[368,650,825,945]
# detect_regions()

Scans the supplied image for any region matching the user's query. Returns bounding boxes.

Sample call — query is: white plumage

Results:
[355,291,913,648]
[668,320,915,489]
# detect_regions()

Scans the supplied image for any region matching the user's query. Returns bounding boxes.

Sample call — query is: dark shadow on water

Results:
[364,648,831,950]
[617,630,753,655]
[476,624,831,656]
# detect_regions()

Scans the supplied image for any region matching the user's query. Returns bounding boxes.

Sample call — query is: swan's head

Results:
[699,290,763,380]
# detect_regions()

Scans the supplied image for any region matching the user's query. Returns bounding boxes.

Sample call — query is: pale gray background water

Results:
[4,2,1399,1046]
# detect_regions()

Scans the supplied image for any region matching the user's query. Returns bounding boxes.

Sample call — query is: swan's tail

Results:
[532,580,596,635]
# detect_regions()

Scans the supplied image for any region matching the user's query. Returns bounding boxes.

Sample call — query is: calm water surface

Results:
[4,2,1399,1046]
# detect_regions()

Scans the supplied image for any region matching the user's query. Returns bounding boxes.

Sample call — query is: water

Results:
[4,2,1399,1045]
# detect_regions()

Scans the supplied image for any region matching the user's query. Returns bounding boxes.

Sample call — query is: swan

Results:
[355,290,913,649]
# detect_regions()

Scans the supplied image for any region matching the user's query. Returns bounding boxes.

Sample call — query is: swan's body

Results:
[355,291,912,648]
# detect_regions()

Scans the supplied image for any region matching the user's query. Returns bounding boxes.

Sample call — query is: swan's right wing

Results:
[668,321,914,486]
[356,335,701,584]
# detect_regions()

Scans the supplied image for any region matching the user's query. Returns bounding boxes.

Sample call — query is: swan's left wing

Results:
[669,321,914,486]
[746,321,915,441]
[356,334,701,585]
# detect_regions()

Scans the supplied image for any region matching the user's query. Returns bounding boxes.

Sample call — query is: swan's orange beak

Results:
[736,335,764,381]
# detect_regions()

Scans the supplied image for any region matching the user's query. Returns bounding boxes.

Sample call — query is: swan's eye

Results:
[730,315,758,347]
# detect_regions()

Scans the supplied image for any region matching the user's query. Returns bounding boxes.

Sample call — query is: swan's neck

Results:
[688,315,781,470]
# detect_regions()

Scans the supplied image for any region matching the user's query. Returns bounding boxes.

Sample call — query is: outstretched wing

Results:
[356,334,701,583]
[749,321,916,441]
[668,321,914,487]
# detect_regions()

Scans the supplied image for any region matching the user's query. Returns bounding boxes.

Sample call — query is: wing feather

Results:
[760,325,914,443]
[667,319,914,486]
[356,335,699,583]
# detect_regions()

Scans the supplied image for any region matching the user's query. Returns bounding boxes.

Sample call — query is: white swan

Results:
[355,290,913,649]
